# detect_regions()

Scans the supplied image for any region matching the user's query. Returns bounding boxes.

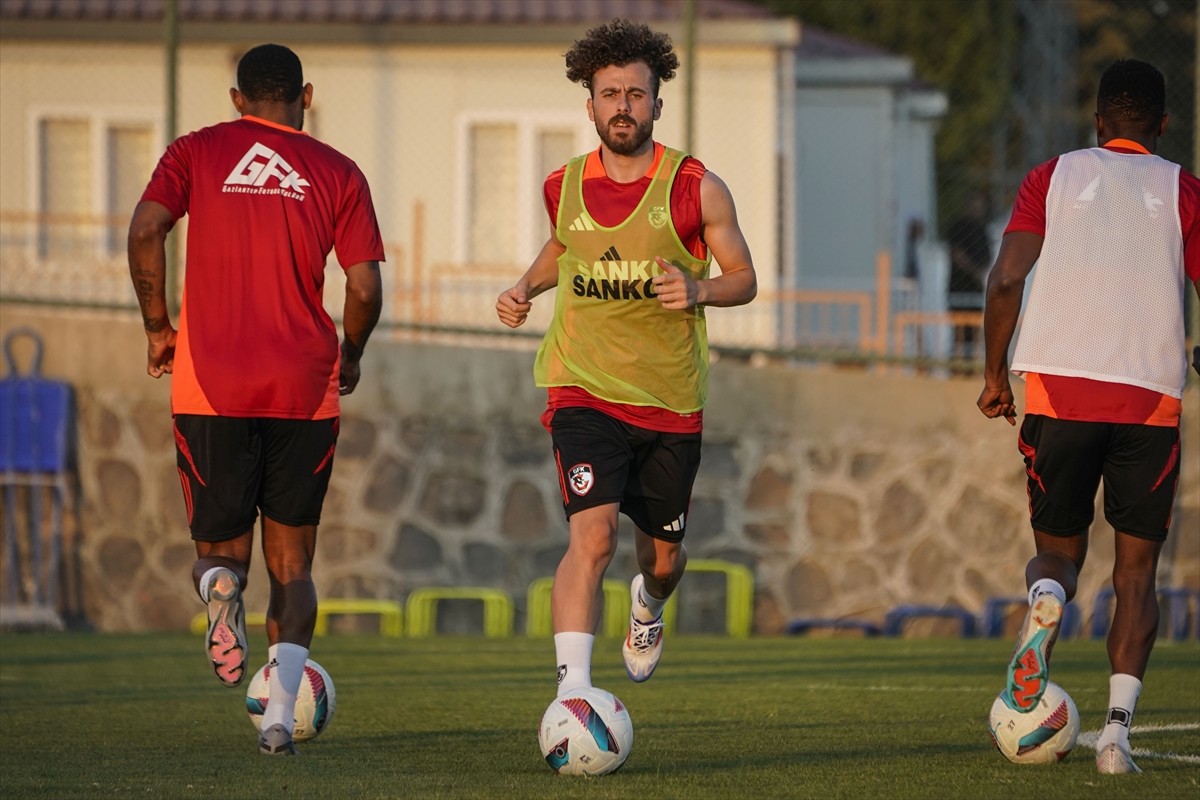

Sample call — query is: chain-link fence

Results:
[0,0,1195,374]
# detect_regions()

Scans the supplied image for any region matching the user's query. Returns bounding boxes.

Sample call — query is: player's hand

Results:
[651,257,699,310]
[977,381,1017,426]
[339,340,363,395]
[496,284,533,328]
[145,326,177,379]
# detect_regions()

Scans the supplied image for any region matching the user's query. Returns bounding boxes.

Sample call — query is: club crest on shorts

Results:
[568,463,594,496]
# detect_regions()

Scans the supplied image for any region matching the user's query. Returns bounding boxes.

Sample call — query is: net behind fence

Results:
[0,0,1195,373]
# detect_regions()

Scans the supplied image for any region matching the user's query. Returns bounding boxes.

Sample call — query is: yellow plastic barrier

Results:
[191,599,404,637]
[405,587,513,638]
[525,577,630,638]
[314,599,403,637]
[189,610,267,636]
[662,559,754,638]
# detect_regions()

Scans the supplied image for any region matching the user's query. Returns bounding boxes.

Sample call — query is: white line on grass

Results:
[807,684,1200,765]
[1129,722,1200,734]
[807,683,1096,695]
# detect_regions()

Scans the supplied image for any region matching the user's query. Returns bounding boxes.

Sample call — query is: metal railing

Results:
[1,209,996,371]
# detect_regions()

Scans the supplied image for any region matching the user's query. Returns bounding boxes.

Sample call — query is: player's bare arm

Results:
[127,200,178,378]
[496,234,566,328]
[339,260,382,395]
[977,231,1043,425]
[652,171,756,311]
[1192,279,1200,376]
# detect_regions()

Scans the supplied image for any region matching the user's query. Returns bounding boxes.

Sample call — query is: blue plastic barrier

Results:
[0,327,73,628]
[1092,586,1198,642]
[883,604,977,637]
[982,596,1081,639]
[787,618,882,636]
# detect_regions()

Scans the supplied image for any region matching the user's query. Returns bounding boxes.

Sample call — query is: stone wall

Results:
[2,305,1197,635]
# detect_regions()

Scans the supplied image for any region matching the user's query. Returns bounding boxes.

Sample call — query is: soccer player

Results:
[127,44,384,755]
[978,59,1199,775]
[495,20,757,696]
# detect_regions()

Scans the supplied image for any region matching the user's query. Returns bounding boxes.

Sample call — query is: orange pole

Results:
[875,250,891,356]
[412,201,425,324]
[389,243,406,328]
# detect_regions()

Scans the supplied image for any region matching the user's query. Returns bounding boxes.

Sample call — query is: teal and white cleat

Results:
[1003,594,1062,711]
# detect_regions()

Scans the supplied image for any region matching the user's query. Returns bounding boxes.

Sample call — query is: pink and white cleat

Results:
[203,567,247,688]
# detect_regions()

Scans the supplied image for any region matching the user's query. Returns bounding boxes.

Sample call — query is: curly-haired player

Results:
[496,19,757,698]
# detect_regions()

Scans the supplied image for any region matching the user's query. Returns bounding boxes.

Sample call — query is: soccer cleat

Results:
[622,574,665,683]
[204,567,247,688]
[258,723,299,756]
[1003,593,1063,712]
[1096,742,1141,774]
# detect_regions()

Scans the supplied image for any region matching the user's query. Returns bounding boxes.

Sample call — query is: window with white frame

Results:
[457,114,587,266]
[468,122,519,264]
[34,112,158,260]
[38,118,93,259]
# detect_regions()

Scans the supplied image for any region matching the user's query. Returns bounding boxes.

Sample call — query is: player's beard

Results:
[597,114,653,156]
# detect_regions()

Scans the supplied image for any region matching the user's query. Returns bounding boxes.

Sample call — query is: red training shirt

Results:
[141,115,385,419]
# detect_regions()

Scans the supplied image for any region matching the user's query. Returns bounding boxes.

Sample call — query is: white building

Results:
[0,0,945,355]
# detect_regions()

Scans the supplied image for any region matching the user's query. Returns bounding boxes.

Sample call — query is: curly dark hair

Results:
[1097,59,1165,134]
[237,43,304,104]
[564,19,678,97]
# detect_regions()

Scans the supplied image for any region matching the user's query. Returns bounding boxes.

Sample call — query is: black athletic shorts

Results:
[174,414,339,542]
[547,407,702,543]
[1018,414,1180,541]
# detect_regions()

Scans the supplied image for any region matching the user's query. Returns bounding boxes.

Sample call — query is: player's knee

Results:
[569,517,618,560]
[572,534,618,567]
[1111,567,1155,600]
[265,558,314,587]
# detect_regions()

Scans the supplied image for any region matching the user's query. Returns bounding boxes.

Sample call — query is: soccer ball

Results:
[988,681,1079,764]
[539,687,634,776]
[245,659,336,742]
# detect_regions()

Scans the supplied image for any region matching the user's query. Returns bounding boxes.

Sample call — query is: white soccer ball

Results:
[988,681,1079,764]
[539,686,634,776]
[245,658,336,742]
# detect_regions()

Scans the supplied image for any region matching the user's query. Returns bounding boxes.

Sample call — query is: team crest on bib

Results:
[648,205,668,229]
[568,464,594,496]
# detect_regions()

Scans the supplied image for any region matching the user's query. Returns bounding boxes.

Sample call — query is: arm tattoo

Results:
[143,315,170,334]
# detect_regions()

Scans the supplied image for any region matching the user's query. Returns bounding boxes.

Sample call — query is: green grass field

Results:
[1,633,1197,799]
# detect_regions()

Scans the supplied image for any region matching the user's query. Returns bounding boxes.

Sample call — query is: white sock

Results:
[197,566,229,603]
[1027,578,1066,607]
[259,643,309,735]
[634,580,668,623]
[1096,673,1142,751]
[554,632,594,697]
